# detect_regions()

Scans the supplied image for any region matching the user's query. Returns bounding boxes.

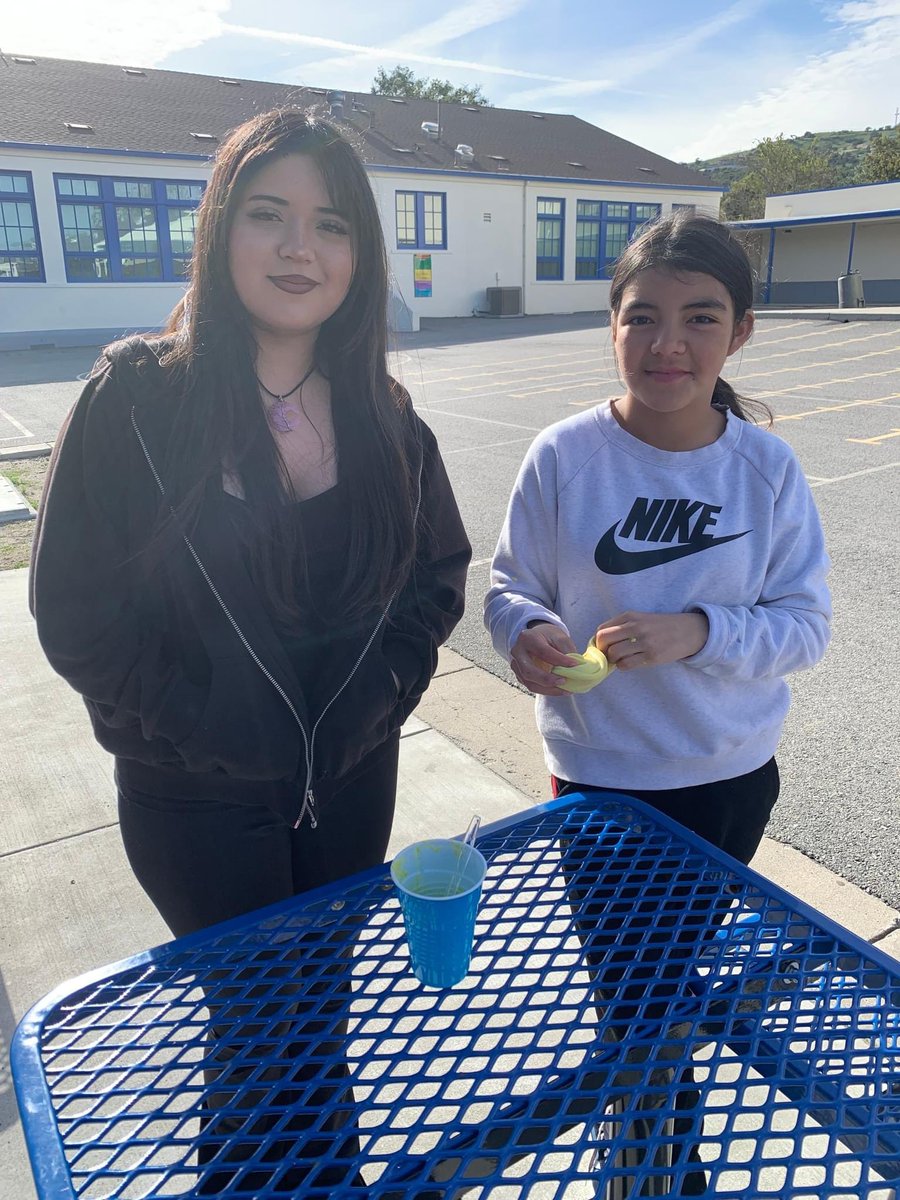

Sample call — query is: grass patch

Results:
[0,455,49,571]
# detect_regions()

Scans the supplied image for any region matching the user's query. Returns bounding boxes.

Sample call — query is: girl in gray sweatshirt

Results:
[485,211,831,865]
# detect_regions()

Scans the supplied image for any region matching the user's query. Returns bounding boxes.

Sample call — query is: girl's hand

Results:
[510,622,580,696]
[594,611,709,671]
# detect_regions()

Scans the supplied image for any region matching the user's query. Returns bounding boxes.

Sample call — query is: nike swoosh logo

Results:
[594,523,751,574]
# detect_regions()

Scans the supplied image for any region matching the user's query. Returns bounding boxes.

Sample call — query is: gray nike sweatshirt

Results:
[484,401,832,790]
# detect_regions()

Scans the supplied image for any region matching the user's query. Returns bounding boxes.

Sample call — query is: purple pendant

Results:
[269,400,299,433]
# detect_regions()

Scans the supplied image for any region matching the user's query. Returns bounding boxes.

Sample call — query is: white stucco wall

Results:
[0,147,210,343]
[2,145,721,342]
[372,167,719,320]
[765,180,900,219]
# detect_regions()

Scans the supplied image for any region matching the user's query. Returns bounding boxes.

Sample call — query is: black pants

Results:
[117,732,400,1194]
[555,759,780,1197]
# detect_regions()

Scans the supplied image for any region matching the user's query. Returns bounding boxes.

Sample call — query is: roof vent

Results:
[464,106,480,113]
[567,161,586,168]
[421,121,439,139]
[388,97,407,105]
[455,143,475,161]
[352,101,369,113]
[218,77,240,86]
[488,154,507,161]
[123,68,146,76]
[529,113,546,119]
[638,166,657,174]
[190,131,218,141]
[12,56,36,64]
[393,147,415,154]
[64,121,94,132]
[328,91,345,120]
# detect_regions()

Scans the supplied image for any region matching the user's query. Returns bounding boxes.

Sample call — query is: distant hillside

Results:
[683,127,896,188]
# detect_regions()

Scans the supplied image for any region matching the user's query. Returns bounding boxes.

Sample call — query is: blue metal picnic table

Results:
[12,792,900,1198]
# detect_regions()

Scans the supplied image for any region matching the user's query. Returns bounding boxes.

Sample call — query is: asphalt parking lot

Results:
[1,313,899,905]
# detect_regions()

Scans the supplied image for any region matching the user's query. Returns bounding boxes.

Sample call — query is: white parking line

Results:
[0,406,35,439]
[445,435,536,455]
[809,462,900,488]
[428,410,543,433]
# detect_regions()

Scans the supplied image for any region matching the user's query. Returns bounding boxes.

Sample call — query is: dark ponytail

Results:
[610,210,772,426]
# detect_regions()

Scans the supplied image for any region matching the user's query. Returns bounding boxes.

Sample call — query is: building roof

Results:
[0,52,717,189]
[730,208,900,230]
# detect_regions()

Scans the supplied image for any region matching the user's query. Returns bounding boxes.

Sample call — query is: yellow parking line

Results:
[847,428,900,445]
[773,393,900,422]
[729,348,900,385]
[741,326,899,364]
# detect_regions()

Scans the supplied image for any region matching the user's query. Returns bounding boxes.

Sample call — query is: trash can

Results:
[837,271,865,308]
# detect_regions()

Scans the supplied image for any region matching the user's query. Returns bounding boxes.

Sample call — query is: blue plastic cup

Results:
[390,838,487,988]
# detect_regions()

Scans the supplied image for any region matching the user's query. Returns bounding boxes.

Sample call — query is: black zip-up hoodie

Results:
[29,340,471,827]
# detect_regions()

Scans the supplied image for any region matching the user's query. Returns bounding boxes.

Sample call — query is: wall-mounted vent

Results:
[12,56,36,64]
[483,212,492,222]
[123,68,146,76]
[190,131,218,141]
[421,121,439,139]
[218,78,240,86]
[64,122,94,132]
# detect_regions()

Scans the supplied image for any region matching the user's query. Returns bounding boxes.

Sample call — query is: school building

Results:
[0,52,721,348]
[731,179,900,307]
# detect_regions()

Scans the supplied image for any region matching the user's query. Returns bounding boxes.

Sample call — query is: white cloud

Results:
[276,0,533,87]
[504,0,771,108]
[3,0,229,65]
[671,0,900,160]
[223,22,584,84]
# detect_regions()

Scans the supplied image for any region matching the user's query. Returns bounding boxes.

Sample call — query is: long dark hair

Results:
[141,107,416,623]
[609,210,770,424]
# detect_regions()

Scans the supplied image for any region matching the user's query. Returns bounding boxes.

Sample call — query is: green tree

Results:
[857,129,900,183]
[721,135,836,220]
[372,65,491,106]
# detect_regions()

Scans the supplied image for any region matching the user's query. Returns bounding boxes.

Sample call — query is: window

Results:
[0,171,43,281]
[536,198,564,280]
[54,174,205,282]
[395,191,446,249]
[574,201,661,279]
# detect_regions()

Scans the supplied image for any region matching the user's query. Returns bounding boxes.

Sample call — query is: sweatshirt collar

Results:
[594,399,741,468]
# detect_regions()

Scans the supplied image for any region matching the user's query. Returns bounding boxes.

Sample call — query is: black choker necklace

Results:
[257,364,317,433]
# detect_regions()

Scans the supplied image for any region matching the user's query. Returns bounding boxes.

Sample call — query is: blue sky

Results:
[7,0,900,161]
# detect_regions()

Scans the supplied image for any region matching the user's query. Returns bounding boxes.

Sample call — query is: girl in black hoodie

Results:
[30,107,470,1192]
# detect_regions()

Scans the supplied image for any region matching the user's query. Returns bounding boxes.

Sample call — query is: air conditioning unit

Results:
[486,286,522,316]
[455,143,475,161]
[421,121,439,139]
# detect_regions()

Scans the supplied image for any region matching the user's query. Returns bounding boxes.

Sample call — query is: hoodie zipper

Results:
[131,408,423,831]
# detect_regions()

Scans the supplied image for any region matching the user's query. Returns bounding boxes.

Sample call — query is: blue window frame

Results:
[395,191,446,249]
[54,174,205,282]
[0,170,44,282]
[536,198,564,280]
[575,201,662,279]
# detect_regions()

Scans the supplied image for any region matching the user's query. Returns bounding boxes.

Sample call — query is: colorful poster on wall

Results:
[414,253,433,298]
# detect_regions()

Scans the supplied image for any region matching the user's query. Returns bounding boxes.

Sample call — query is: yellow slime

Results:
[552,642,614,693]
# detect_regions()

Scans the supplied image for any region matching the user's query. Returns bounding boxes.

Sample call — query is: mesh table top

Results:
[13,792,900,1198]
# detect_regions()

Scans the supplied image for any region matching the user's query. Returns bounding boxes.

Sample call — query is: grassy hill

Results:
[683,127,895,187]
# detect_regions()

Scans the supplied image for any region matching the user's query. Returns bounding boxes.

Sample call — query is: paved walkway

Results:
[2,564,899,1198]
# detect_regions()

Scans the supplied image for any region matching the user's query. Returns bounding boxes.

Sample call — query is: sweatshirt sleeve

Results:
[382,417,471,702]
[684,454,831,680]
[29,359,207,744]
[483,436,571,660]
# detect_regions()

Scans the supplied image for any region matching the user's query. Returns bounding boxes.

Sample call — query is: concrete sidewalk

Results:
[2,563,900,1198]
